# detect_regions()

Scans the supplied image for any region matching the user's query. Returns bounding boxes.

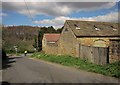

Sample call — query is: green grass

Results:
[31,52,120,78]
[7,53,22,56]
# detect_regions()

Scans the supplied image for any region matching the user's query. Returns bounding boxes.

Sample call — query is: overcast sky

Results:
[1,1,119,28]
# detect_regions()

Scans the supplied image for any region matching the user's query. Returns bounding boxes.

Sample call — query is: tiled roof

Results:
[44,34,60,42]
[65,20,119,37]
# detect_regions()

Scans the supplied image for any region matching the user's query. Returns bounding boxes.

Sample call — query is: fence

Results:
[79,45,109,65]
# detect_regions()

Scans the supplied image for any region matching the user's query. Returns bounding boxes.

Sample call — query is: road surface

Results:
[2,55,120,83]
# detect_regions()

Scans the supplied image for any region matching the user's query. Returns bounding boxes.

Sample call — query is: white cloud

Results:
[2,2,116,17]
[33,16,71,28]
[2,0,115,2]
[33,12,118,28]
[93,12,118,22]
[0,13,7,16]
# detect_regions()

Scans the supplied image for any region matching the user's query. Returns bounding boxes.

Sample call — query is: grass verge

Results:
[30,52,120,78]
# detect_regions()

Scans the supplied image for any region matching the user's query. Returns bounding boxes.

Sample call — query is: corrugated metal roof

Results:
[44,34,60,42]
[65,20,119,37]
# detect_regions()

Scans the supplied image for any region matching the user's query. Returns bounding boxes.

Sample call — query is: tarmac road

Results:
[2,55,120,83]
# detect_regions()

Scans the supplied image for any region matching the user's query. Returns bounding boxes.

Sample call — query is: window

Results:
[48,42,56,44]
[74,24,80,29]
[113,28,117,31]
[95,28,100,31]
[76,27,81,30]
[74,24,78,27]
[94,25,100,31]
[111,25,117,31]
[111,26,114,28]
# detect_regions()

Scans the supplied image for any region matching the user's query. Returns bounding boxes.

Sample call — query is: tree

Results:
[38,30,44,51]
[56,26,64,33]
[47,26,56,33]
[33,35,37,48]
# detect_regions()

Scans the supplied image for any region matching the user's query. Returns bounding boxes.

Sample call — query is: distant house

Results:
[42,34,60,55]
[42,20,120,65]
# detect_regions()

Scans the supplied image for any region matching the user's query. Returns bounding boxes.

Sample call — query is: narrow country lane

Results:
[2,55,120,83]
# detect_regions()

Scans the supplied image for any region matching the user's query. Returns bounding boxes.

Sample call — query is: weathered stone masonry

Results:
[42,20,120,65]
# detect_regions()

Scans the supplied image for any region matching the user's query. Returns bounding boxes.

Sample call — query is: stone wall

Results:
[42,35,59,55]
[58,23,79,57]
[44,42,59,55]
[42,35,46,52]
[77,37,119,47]
[109,39,120,63]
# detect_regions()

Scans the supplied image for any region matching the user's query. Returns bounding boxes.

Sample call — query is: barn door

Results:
[92,47,109,65]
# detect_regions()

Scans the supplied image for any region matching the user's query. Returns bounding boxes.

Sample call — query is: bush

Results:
[2,49,8,60]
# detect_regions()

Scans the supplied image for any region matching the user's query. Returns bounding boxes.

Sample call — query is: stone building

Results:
[42,20,120,64]
[42,34,60,55]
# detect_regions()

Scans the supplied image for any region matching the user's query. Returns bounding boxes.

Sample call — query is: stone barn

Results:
[59,20,119,64]
[42,20,120,65]
[42,33,60,55]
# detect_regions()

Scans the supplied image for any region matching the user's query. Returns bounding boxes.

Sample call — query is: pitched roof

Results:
[44,34,60,42]
[65,20,119,37]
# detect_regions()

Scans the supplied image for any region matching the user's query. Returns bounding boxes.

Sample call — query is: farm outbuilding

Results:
[42,20,120,65]
[42,34,60,55]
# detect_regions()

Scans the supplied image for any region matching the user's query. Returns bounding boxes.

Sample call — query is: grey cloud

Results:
[57,2,116,12]
[2,2,116,17]
[58,2,109,8]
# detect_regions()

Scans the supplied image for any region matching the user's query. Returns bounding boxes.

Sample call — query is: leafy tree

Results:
[38,30,44,51]
[33,35,37,48]
[3,25,64,52]
[56,27,64,33]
